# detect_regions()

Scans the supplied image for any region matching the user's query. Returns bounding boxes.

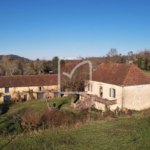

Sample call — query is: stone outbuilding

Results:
[0,74,59,103]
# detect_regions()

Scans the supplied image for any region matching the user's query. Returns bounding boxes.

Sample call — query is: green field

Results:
[142,70,150,77]
[0,97,150,149]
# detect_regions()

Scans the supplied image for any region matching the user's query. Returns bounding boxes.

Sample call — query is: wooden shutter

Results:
[114,89,116,98]
[109,88,111,97]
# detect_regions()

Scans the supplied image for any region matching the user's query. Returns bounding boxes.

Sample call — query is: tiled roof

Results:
[94,97,117,105]
[0,74,58,88]
[92,63,150,85]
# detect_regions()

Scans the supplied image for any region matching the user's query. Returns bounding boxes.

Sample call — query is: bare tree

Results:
[106,48,118,57]
[1,56,18,76]
[0,68,4,76]
[60,62,89,106]
[23,65,36,75]
[34,59,44,74]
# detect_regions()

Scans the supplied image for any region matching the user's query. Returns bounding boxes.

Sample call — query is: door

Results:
[24,95,27,101]
[54,92,58,98]
[37,93,43,99]
[4,95,11,103]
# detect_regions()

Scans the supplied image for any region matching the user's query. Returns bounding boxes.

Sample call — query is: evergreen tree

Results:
[138,58,142,69]
[30,61,35,70]
[144,58,148,70]
[60,59,65,67]
[52,56,59,70]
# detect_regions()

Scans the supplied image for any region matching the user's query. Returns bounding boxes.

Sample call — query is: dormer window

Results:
[5,87,9,93]
[39,87,41,91]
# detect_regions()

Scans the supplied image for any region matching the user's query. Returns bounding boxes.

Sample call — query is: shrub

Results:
[28,89,35,100]
[105,105,110,112]
[21,109,41,131]
[0,108,28,136]
[41,109,66,128]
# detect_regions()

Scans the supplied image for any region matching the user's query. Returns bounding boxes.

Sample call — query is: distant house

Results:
[85,63,150,111]
[0,74,59,103]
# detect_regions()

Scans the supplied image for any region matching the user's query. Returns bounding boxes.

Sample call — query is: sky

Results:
[0,0,150,60]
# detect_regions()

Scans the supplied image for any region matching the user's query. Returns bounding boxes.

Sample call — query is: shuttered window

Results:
[109,88,116,98]
[112,89,116,98]
[5,88,9,93]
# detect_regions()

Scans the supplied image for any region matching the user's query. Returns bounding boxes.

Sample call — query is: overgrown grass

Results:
[1,109,150,149]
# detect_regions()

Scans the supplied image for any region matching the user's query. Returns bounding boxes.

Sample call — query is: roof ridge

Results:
[93,62,105,72]
[122,64,133,85]
[0,74,57,78]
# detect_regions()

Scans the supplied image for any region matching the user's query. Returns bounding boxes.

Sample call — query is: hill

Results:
[0,54,30,62]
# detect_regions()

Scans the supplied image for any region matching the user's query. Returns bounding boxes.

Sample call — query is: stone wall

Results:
[124,84,150,110]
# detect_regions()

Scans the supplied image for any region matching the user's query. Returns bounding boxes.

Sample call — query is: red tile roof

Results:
[92,63,150,85]
[0,74,58,88]
[94,97,117,105]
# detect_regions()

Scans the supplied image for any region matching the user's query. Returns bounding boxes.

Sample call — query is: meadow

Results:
[0,96,150,149]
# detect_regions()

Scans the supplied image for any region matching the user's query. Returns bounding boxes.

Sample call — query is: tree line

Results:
[0,48,150,76]
[0,56,65,76]
[84,49,150,71]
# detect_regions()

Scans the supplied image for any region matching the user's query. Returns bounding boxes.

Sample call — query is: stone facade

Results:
[85,80,150,111]
[0,85,59,103]
[0,74,58,103]
[85,81,121,111]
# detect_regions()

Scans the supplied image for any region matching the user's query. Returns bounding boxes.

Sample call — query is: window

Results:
[109,88,116,98]
[39,87,41,91]
[5,87,9,93]
[112,89,115,98]
[88,83,92,92]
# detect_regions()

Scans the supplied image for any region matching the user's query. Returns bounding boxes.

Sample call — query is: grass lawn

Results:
[1,97,150,149]
[142,70,150,77]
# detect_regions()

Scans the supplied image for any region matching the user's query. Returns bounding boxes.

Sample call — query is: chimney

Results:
[126,60,133,66]
[126,60,129,66]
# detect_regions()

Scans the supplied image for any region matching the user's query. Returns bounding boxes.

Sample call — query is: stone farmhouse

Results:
[0,74,58,103]
[1,62,150,112]
[85,63,150,111]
